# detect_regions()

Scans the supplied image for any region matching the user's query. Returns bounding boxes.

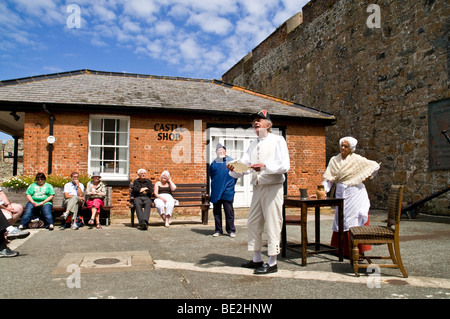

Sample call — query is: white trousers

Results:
[247,183,284,256]
[154,194,175,216]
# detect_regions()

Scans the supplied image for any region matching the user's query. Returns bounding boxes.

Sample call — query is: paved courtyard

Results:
[1,209,449,312]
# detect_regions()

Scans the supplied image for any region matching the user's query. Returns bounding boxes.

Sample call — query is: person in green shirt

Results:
[19,172,55,230]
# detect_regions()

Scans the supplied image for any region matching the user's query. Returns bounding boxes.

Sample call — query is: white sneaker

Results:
[7,227,30,240]
[229,232,236,238]
[212,232,221,237]
[71,223,79,230]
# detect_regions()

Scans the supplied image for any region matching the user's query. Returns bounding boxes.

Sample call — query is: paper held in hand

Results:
[228,160,251,173]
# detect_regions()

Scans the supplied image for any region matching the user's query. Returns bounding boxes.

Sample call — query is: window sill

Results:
[102,180,131,187]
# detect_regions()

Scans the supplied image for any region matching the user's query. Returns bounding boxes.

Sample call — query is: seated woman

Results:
[0,187,24,226]
[323,137,380,257]
[85,171,106,229]
[20,172,55,230]
[154,171,177,227]
[0,186,27,239]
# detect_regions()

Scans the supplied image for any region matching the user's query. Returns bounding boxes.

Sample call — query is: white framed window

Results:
[89,115,130,181]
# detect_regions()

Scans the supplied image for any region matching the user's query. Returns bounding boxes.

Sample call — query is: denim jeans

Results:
[20,202,54,229]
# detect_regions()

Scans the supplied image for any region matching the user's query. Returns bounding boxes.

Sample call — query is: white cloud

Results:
[122,19,141,33]
[122,0,159,19]
[13,0,65,24]
[179,37,201,61]
[154,20,175,35]
[92,4,116,21]
[2,0,307,78]
[187,12,233,35]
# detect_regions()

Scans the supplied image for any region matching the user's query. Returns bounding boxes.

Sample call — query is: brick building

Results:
[0,69,335,218]
[222,0,449,215]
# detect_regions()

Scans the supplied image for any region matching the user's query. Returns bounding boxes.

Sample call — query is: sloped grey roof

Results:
[0,69,335,122]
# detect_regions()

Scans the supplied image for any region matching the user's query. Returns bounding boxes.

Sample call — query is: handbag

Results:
[28,220,44,228]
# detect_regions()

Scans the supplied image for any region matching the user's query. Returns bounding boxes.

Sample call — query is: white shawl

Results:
[323,153,380,186]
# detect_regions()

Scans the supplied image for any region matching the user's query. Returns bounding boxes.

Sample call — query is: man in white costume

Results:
[227,110,290,274]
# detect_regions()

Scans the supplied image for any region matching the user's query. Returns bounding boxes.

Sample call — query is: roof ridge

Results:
[0,69,214,87]
[212,79,334,118]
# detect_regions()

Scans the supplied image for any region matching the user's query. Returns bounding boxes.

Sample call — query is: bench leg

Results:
[131,208,135,227]
[201,207,209,225]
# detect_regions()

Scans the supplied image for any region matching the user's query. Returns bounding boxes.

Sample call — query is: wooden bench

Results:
[2,186,113,226]
[129,183,210,227]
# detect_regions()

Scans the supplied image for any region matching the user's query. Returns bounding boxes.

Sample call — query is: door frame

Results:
[206,123,286,207]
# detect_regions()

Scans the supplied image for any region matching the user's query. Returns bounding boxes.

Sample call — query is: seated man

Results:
[131,169,153,230]
[62,172,85,230]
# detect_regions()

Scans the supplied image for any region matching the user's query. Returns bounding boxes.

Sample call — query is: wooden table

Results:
[281,197,344,266]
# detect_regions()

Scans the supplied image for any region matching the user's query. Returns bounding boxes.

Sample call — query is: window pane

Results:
[91,147,101,159]
[104,161,115,173]
[118,119,128,132]
[103,147,115,160]
[90,160,101,172]
[104,119,116,132]
[91,132,102,145]
[116,161,127,174]
[104,133,115,146]
[118,147,128,160]
[117,133,128,146]
[91,119,102,131]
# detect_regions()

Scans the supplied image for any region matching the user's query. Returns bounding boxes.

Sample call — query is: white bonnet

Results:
[339,136,358,152]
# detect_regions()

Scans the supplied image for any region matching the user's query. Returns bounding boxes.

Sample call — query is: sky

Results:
[0,0,309,81]
[0,0,310,141]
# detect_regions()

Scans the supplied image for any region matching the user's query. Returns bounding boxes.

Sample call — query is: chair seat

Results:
[349,225,394,240]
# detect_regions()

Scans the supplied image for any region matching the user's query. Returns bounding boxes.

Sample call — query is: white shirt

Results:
[230,132,290,185]
[64,181,85,196]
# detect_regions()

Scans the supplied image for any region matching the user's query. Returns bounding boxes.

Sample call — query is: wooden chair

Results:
[349,185,408,277]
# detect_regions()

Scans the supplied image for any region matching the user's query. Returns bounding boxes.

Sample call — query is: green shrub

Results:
[1,175,34,189]
[1,173,93,189]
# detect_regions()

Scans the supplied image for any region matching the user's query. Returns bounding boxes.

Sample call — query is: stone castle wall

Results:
[0,139,23,181]
[222,0,449,214]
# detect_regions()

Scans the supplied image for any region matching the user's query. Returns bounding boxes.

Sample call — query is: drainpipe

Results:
[42,104,55,175]
[12,136,18,176]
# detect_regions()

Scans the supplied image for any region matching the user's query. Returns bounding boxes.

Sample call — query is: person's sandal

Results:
[88,219,94,225]
[96,224,103,230]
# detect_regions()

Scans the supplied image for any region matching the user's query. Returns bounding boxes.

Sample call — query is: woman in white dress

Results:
[154,171,177,227]
[323,137,380,257]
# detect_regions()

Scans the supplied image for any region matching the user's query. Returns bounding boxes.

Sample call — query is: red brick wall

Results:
[23,111,327,218]
[129,114,207,184]
[286,122,326,198]
[23,112,89,175]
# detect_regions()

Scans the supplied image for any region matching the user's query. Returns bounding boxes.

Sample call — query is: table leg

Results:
[301,202,307,266]
[315,206,320,251]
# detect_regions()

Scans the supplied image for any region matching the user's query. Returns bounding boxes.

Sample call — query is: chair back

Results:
[386,185,404,227]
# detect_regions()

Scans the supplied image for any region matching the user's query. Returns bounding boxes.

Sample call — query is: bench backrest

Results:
[129,182,208,204]
[172,183,208,204]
